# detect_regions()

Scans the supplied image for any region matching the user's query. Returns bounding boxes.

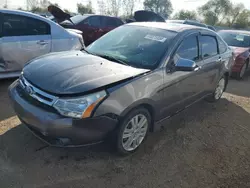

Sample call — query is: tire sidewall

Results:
[116,107,151,155]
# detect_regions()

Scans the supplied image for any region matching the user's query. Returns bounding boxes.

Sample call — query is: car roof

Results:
[127,22,209,33]
[219,30,250,35]
[0,9,54,23]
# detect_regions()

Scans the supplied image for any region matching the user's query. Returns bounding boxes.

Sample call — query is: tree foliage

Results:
[77,1,94,15]
[233,10,250,29]
[173,10,197,20]
[226,3,245,27]
[198,0,232,25]
[144,0,173,18]
[123,0,137,17]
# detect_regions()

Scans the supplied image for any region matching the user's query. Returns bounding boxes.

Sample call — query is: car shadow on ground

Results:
[0,98,250,163]
[1,78,250,187]
[0,78,16,121]
[227,71,250,97]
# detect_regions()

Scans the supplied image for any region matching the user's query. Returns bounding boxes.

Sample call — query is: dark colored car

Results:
[218,30,250,79]
[48,6,123,46]
[9,23,233,155]
[166,20,208,28]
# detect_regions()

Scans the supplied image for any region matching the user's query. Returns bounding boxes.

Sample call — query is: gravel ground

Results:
[1,74,250,188]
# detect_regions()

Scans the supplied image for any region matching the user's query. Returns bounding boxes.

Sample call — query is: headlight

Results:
[53,90,106,119]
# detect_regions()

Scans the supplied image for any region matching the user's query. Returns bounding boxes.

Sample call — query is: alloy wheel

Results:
[122,114,148,151]
[214,78,225,100]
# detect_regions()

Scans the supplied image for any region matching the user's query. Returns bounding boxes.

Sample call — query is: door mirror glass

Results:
[175,58,197,71]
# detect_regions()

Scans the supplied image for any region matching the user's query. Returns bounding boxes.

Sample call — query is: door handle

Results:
[37,40,49,45]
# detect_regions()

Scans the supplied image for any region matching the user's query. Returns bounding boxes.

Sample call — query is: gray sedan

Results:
[0,9,84,79]
[9,23,233,155]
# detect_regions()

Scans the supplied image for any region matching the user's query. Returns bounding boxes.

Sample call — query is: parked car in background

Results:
[218,30,250,79]
[48,5,124,46]
[9,23,233,155]
[0,9,84,79]
[166,19,208,28]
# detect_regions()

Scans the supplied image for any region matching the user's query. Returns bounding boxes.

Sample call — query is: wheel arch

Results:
[120,100,156,132]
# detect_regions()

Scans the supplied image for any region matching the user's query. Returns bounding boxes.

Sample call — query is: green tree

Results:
[144,0,173,18]
[198,0,232,25]
[233,10,250,29]
[77,1,94,14]
[226,3,245,27]
[173,10,197,20]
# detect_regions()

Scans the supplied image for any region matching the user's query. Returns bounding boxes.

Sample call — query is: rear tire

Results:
[116,107,151,155]
[235,61,248,80]
[206,76,226,103]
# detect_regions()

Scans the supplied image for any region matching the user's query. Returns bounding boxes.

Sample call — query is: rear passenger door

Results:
[0,13,51,72]
[198,34,221,93]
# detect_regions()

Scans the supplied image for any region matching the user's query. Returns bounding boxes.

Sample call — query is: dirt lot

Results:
[1,74,250,188]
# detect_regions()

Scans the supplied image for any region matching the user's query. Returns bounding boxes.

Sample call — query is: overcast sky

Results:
[1,0,250,15]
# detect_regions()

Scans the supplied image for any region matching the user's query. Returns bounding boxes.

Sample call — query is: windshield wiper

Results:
[97,54,130,66]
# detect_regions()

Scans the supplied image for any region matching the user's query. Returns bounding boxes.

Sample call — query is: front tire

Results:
[236,62,248,80]
[116,108,151,155]
[206,76,226,103]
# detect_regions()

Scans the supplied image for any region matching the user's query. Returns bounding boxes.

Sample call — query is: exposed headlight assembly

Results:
[53,90,106,119]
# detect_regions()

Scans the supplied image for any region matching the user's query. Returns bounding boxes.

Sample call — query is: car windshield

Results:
[86,25,177,69]
[218,31,250,48]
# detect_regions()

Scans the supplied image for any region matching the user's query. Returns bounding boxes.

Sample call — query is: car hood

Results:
[134,10,165,22]
[230,46,249,56]
[23,51,149,95]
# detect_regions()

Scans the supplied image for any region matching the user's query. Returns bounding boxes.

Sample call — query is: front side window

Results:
[176,35,199,61]
[200,35,218,58]
[86,25,177,69]
[218,31,250,48]
[3,14,50,37]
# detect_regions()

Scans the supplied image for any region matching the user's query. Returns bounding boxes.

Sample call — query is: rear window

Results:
[218,31,250,48]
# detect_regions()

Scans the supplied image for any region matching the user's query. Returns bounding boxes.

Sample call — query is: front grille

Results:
[17,75,59,113]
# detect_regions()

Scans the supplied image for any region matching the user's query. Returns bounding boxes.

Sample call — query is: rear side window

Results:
[176,35,199,61]
[3,13,50,37]
[217,37,227,54]
[88,16,101,27]
[200,35,218,58]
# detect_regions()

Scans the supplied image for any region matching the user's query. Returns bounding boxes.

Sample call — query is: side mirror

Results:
[175,58,199,72]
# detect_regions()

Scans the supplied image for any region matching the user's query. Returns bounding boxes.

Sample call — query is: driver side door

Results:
[161,33,206,119]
